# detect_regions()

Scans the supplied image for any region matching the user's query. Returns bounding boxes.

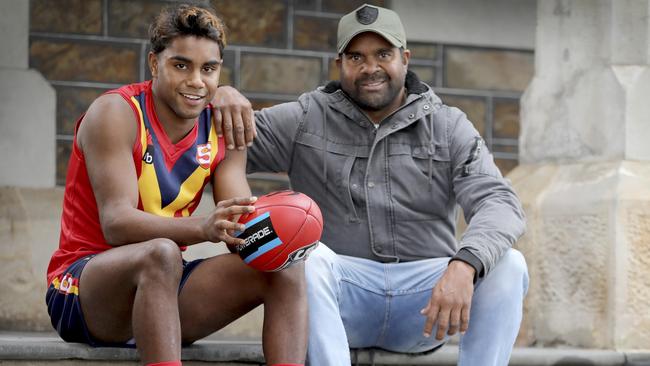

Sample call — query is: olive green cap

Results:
[337,4,406,54]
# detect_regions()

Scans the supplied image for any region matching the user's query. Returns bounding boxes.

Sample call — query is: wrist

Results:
[448,260,476,280]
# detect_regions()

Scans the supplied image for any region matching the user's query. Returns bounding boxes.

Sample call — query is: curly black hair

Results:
[149,3,227,56]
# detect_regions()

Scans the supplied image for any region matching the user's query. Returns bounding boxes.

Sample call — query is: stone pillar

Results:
[512,0,650,350]
[0,0,56,187]
[0,0,57,330]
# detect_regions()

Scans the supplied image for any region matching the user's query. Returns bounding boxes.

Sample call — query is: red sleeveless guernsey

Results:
[46,81,225,285]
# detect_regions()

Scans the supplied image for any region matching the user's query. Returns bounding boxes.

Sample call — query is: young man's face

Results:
[149,36,222,122]
[337,32,410,114]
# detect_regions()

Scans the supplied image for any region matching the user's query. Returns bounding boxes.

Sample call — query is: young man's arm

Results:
[78,94,252,247]
[210,146,255,225]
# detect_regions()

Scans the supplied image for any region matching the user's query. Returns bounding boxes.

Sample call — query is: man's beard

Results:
[343,71,404,112]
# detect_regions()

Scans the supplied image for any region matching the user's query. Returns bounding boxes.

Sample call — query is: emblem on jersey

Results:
[143,146,154,164]
[143,131,154,164]
[196,142,212,169]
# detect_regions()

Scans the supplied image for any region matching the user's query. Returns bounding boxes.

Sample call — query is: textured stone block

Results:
[409,43,437,60]
[30,39,140,84]
[494,99,520,139]
[211,0,286,48]
[108,0,168,38]
[219,50,235,86]
[0,187,51,330]
[445,47,534,92]
[409,66,434,86]
[495,158,518,176]
[439,95,486,136]
[251,99,282,110]
[322,0,385,14]
[55,86,107,136]
[509,162,650,349]
[621,205,650,348]
[328,57,339,81]
[241,54,321,94]
[294,15,337,51]
[57,140,72,186]
[30,0,102,35]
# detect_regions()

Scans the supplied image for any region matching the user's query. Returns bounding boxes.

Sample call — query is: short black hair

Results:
[149,4,227,56]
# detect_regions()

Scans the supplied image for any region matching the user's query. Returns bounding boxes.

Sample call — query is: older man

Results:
[214,4,528,365]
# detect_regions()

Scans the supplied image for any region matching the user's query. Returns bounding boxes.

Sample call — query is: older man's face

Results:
[338,32,410,114]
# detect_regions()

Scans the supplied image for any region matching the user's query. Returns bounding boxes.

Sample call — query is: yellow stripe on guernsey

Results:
[132,98,165,215]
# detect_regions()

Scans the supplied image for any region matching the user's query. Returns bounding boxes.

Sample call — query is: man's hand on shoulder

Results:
[211,86,255,151]
[420,260,475,340]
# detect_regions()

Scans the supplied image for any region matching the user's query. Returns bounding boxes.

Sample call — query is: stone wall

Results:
[27,0,534,186]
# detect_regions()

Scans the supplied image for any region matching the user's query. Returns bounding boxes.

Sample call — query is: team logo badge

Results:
[196,142,212,169]
[143,131,154,164]
[356,5,378,25]
[58,273,77,295]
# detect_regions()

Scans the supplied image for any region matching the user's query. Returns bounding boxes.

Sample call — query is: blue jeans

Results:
[305,244,529,366]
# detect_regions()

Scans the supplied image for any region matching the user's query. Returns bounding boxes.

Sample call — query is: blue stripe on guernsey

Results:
[243,237,283,264]
[137,93,212,208]
[234,212,271,237]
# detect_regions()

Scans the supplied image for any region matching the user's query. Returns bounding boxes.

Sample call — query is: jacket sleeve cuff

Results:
[450,248,484,283]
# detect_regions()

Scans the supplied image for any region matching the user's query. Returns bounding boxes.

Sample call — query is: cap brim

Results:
[337,29,403,54]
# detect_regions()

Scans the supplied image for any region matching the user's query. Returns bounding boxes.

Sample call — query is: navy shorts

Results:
[45,254,204,347]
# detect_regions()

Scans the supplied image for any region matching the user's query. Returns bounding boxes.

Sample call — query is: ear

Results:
[401,49,411,67]
[335,55,342,69]
[148,51,159,78]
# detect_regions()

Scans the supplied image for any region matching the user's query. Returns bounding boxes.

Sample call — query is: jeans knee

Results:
[493,249,529,294]
[304,245,339,298]
[305,245,336,283]
[137,238,182,284]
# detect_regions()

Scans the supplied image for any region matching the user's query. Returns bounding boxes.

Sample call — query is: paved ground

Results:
[0,331,648,365]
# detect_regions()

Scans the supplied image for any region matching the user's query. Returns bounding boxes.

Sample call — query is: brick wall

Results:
[28,0,533,186]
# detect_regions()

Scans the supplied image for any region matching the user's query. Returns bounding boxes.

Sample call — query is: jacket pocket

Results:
[294,132,369,223]
[387,143,452,220]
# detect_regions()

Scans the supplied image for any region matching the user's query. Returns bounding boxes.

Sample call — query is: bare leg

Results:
[79,238,183,364]
[178,254,307,364]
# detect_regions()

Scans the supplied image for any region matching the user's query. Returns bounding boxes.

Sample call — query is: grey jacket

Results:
[247,71,525,277]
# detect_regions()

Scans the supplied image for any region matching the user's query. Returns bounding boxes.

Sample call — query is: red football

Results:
[236,190,323,271]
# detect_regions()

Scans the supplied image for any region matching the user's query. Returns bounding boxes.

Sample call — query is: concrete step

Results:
[0,332,648,365]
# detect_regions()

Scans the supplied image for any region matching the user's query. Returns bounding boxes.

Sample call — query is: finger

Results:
[213,107,223,136]
[231,107,246,150]
[215,220,246,234]
[222,109,234,150]
[216,196,258,208]
[244,106,255,147]
[217,205,256,218]
[422,303,439,338]
[219,230,246,246]
[460,305,471,334]
[447,307,461,336]
[435,307,451,340]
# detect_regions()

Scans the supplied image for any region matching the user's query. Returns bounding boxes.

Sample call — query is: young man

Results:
[45,5,306,366]
[213,4,529,366]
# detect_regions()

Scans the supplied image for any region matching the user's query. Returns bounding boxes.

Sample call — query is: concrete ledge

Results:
[1,332,649,365]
